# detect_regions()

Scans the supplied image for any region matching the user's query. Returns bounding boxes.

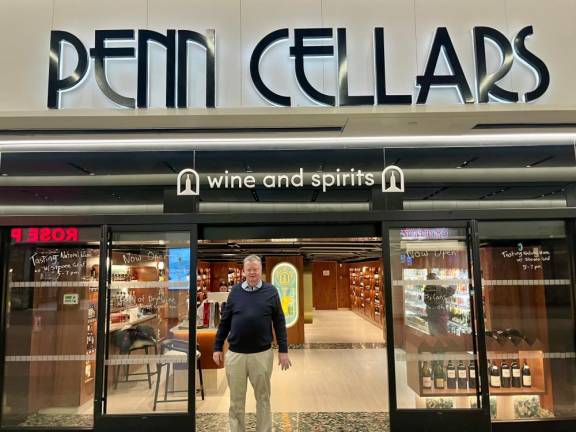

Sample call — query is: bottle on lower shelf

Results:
[421,361,432,390]
[501,360,511,388]
[446,360,457,389]
[511,360,521,388]
[434,361,445,390]
[457,360,468,389]
[468,360,477,389]
[489,361,501,388]
[522,361,532,388]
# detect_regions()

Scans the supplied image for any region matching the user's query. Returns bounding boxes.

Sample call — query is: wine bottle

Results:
[490,361,501,388]
[501,360,511,388]
[421,361,432,390]
[446,360,457,389]
[522,361,532,388]
[434,361,445,389]
[511,360,521,388]
[468,360,477,389]
[457,360,468,389]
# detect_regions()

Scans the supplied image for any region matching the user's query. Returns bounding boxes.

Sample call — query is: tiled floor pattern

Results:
[196,412,390,431]
[18,413,93,428]
[17,412,389,431]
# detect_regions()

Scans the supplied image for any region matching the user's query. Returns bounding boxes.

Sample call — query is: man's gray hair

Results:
[243,254,262,266]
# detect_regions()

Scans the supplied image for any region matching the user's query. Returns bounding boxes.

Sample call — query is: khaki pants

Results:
[225,348,274,432]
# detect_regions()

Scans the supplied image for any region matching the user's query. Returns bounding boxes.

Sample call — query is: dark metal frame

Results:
[0,230,10,429]
[94,224,197,432]
[0,210,573,432]
[382,220,491,432]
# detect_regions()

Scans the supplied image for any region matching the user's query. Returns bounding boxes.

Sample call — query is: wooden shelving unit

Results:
[348,260,384,328]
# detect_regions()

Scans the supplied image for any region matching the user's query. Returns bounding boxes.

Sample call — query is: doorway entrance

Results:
[193,234,389,431]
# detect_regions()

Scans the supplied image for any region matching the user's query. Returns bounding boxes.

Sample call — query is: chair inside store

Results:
[153,339,204,411]
[112,325,158,390]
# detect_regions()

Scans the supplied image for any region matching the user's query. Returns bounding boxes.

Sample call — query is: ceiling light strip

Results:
[0,132,574,152]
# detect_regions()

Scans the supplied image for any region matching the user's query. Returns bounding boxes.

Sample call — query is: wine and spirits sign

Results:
[47,25,549,109]
[176,166,404,196]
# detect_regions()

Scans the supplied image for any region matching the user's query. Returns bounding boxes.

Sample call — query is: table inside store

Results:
[169,323,225,370]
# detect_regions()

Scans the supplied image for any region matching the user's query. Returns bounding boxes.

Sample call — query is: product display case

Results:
[402,267,471,336]
[478,240,557,420]
[390,224,575,422]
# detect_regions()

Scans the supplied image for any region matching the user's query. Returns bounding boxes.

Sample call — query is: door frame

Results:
[93,224,198,432]
[382,220,491,432]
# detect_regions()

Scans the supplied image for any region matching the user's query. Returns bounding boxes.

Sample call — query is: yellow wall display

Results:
[271,262,299,328]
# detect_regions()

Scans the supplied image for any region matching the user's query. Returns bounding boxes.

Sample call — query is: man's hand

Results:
[213,351,224,366]
[278,352,292,371]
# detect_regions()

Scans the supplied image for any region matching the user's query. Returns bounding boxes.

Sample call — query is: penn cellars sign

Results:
[48,26,549,109]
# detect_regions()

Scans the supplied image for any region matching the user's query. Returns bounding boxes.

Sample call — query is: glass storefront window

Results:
[479,221,576,421]
[389,227,482,410]
[104,232,191,415]
[1,227,101,428]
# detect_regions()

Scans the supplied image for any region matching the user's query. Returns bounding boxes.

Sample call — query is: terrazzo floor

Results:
[17,412,390,431]
[196,412,390,431]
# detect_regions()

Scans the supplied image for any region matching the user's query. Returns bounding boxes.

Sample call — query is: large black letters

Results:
[514,26,550,102]
[47,26,550,109]
[474,27,518,103]
[47,31,90,109]
[137,30,176,108]
[290,28,335,106]
[337,28,374,106]
[416,27,474,104]
[177,30,216,108]
[250,29,291,107]
[89,30,136,108]
[374,27,411,105]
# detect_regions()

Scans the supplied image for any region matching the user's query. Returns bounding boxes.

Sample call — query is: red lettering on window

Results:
[11,227,81,243]
[52,228,65,241]
[66,227,78,241]
[28,228,39,242]
[10,228,22,242]
[40,228,51,242]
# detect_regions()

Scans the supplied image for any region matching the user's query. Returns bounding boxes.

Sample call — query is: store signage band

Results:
[48,25,549,109]
[176,166,404,196]
[11,227,80,243]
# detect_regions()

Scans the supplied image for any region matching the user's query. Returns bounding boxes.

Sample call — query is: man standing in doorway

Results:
[213,255,291,432]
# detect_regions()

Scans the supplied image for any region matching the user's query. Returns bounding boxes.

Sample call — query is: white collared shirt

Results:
[241,280,263,292]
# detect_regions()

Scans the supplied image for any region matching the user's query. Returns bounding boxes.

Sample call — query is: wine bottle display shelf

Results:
[419,386,546,397]
[348,262,384,328]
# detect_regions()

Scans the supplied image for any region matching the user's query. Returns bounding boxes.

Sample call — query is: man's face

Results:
[244,260,262,286]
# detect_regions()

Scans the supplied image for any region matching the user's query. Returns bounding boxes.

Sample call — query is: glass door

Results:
[94,228,196,431]
[384,222,490,432]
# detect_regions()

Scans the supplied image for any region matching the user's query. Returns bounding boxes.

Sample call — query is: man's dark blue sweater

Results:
[214,282,288,354]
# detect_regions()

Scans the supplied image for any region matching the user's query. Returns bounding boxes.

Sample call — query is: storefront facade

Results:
[1,0,576,431]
